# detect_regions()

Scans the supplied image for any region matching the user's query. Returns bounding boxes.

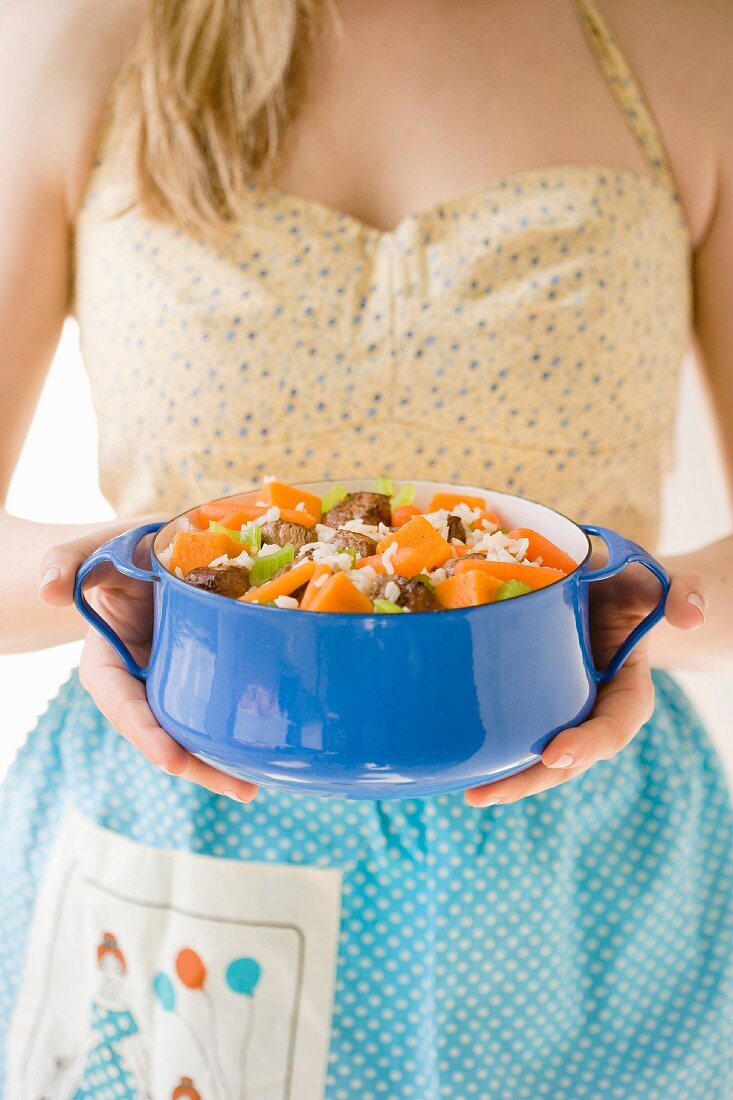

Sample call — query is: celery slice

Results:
[249,544,294,585]
[209,520,248,542]
[373,597,404,614]
[339,547,358,564]
[240,522,262,552]
[413,574,435,591]
[374,476,394,496]
[321,485,350,513]
[211,519,262,552]
[495,580,532,601]
[391,483,416,508]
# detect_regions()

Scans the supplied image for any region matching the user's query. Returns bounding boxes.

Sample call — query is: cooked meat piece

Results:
[442,552,486,578]
[329,529,378,558]
[446,514,467,543]
[324,492,392,528]
[372,574,441,612]
[184,565,250,599]
[260,520,317,553]
[297,529,376,561]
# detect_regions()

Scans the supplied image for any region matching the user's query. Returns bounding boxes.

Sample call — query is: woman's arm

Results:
[649,536,732,672]
[0,0,150,654]
[467,2,732,806]
[0,4,255,797]
[646,47,733,674]
[0,510,167,654]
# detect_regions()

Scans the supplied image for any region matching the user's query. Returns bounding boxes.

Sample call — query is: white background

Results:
[1,322,731,789]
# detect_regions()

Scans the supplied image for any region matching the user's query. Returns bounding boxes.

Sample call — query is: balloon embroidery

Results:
[152,947,264,1097]
[226,958,262,1100]
[176,948,207,990]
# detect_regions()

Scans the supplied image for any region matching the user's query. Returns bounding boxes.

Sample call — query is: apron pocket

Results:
[7,807,342,1100]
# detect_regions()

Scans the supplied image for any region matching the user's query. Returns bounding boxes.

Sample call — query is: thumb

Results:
[39,512,167,608]
[663,569,707,631]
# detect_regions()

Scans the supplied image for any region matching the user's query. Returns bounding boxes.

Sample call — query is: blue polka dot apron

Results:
[3,0,733,1095]
[1,669,732,1097]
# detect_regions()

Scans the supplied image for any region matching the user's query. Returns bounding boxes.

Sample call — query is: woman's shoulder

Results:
[0,0,145,216]
[601,0,733,244]
[603,0,733,115]
[0,0,144,101]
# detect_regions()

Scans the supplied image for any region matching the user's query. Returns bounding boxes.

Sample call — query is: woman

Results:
[67,934,150,1100]
[37,934,151,1099]
[1,0,732,1096]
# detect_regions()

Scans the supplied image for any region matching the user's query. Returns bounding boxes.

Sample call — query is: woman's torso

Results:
[73,0,693,548]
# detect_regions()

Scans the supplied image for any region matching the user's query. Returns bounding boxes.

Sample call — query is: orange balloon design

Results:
[175,947,206,989]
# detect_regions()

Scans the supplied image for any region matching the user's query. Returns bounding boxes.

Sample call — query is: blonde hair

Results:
[126,0,330,234]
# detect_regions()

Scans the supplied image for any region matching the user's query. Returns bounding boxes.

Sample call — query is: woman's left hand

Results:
[465,558,708,808]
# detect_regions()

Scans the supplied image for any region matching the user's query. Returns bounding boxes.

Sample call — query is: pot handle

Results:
[579,524,670,684]
[73,522,164,682]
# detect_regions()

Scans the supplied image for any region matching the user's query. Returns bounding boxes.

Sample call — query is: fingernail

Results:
[39,566,61,590]
[479,796,502,807]
[687,592,706,623]
[224,789,252,803]
[546,752,575,769]
[154,759,177,775]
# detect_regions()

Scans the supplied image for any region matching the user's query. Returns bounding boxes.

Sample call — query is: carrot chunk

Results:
[454,558,566,590]
[505,529,579,573]
[219,505,318,529]
[473,509,503,529]
[299,564,334,610]
[376,515,453,572]
[192,493,264,525]
[428,491,487,512]
[169,530,245,576]
[435,571,503,609]
[306,571,374,613]
[241,560,318,604]
[355,548,432,577]
[354,554,387,573]
[256,481,322,522]
[391,504,422,527]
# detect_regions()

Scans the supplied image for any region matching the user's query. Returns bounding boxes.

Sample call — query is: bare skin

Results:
[1,0,732,806]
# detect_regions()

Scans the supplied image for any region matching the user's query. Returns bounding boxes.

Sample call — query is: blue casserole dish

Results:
[73,480,669,798]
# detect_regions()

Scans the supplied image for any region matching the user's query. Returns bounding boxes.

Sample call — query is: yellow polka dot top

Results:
[73,0,690,551]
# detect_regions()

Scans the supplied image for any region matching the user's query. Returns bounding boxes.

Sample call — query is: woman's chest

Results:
[263,0,663,234]
[76,168,689,460]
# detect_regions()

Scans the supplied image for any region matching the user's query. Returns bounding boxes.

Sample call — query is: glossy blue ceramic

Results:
[73,481,669,798]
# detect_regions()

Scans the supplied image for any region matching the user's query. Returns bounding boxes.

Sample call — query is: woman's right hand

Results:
[38,521,259,802]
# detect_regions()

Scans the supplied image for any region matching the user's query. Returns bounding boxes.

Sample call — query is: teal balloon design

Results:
[226,957,261,997]
[153,971,175,1011]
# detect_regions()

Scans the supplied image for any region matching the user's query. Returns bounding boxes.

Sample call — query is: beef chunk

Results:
[298,530,376,561]
[184,565,250,599]
[442,552,486,578]
[372,574,441,612]
[323,492,392,528]
[329,529,378,558]
[260,520,317,553]
[446,514,467,543]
